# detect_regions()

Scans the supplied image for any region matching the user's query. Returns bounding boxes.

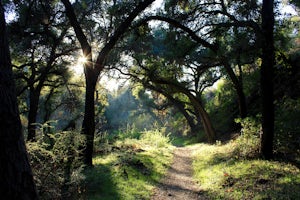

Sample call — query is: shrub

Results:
[140,127,170,148]
[27,129,86,199]
[93,125,143,154]
[234,117,261,158]
[118,124,142,140]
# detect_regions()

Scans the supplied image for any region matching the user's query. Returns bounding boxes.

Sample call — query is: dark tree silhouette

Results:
[0,2,38,199]
[260,0,275,159]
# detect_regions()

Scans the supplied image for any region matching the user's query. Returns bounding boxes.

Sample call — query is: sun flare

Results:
[71,55,88,75]
[78,56,88,64]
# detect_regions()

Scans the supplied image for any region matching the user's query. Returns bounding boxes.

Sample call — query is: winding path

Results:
[151,146,206,200]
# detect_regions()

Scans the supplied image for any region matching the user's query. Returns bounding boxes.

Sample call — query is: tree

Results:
[260,0,275,159]
[152,0,276,157]
[61,0,155,166]
[10,0,76,141]
[0,1,38,198]
[125,54,217,143]
[137,14,252,119]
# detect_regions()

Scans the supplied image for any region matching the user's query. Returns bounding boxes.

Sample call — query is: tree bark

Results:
[260,0,275,159]
[0,2,38,199]
[81,68,97,166]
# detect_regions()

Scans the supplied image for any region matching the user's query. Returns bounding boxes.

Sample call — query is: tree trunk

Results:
[153,78,217,143]
[144,82,202,136]
[223,63,247,118]
[81,68,97,167]
[160,91,200,135]
[190,96,216,143]
[171,98,200,136]
[62,0,156,167]
[196,103,216,143]
[237,86,247,119]
[27,89,40,141]
[0,2,38,198]
[260,0,275,159]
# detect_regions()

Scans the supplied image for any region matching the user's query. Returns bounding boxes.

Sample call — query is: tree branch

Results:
[135,15,218,52]
[95,0,156,74]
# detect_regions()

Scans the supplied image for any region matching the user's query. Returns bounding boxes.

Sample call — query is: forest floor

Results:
[151,146,206,200]
[85,133,300,199]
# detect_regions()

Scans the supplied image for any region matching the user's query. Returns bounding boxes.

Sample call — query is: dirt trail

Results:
[151,146,206,200]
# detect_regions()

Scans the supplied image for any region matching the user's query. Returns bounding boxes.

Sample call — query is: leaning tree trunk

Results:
[196,103,216,143]
[190,96,216,143]
[145,82,202,136]
[152,78,217,143]
[260,0,275,159]
[176,104,200,136]
[171,98,201,136]
[0,2,38,199]
[160,90,201,136]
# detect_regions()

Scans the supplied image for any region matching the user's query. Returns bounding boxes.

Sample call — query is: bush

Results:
[118,124,142,140]
[27,130,86,199]
[140,127,170,148]
[234,117,261,158]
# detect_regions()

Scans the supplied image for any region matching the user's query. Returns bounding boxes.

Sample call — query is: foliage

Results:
[234,117,261,158]
[39,78,85,131]
[2,0,298,199]
[117,124,142,140]
[26,127,86,199]
[192,142,300,200]
[204,79,238,133]
[274,97,300,161]
[84,128,174,199]
[140,127,171,148]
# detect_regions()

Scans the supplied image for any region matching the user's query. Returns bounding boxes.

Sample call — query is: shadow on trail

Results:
[83,164,121,200]
[152,172,212,200]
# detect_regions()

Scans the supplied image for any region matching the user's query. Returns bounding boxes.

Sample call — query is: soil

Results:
[151,146,207,200]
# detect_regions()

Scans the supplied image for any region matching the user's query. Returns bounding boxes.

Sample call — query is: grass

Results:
[83,129,174,200]
[171,135,199,147]
[192,141,300,199]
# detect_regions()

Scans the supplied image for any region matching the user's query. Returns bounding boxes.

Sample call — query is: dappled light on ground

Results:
[192,142,300,199]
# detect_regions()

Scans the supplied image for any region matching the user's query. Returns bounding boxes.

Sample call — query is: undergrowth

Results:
[27,127,86,199]
[234,117,261,158]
